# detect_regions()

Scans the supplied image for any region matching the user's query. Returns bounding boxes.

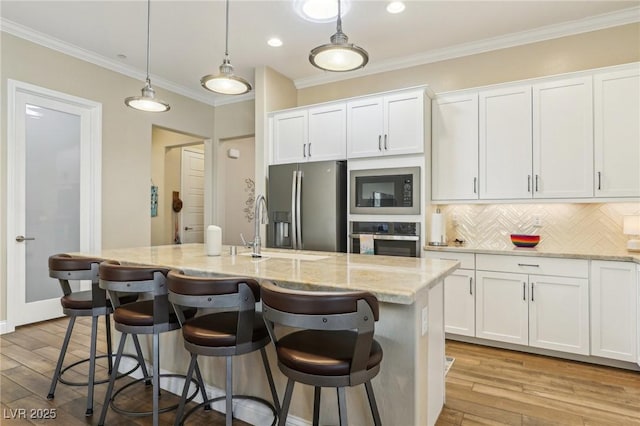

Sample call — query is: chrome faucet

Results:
[252,194,268,257]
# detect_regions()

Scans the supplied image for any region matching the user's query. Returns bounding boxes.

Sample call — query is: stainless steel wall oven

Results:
[350,221,421,257]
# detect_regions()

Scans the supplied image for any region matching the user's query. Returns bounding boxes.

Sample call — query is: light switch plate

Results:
[421,306,428,336]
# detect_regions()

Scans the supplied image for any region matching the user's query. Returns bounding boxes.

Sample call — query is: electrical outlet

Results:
[421,306,428,336]
[533,215,542,227]
[451,213,459,227]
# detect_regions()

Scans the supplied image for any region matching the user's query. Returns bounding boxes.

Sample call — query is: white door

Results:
[383,90,424,156]
[307,103,346,162]
[180,148,205,244]
[432,93,479,201]
[6,80,101,330]
[475,270,529,345]
[444,269,475,337]
[479,85,533,199]
[346,96,384,158]
[272,110,307,164]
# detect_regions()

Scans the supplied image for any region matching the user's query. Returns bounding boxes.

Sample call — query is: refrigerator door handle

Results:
[296,170,302,249]
[291,170,298,249]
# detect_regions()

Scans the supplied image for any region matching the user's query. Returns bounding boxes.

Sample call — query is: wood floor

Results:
[2,317,640,425]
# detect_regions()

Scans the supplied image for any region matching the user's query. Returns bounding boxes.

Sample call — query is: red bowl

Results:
[510,234,540,248]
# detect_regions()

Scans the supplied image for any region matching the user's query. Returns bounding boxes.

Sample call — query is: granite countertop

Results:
[423,244,640,264]
[79,244,460,305]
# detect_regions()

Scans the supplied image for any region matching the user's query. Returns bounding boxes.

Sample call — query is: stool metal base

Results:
[110,373,201,417]
[179,395,278,426]
[50,353,140,388]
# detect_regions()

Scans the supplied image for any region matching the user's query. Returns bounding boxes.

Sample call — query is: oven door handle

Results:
[350,233,419,241]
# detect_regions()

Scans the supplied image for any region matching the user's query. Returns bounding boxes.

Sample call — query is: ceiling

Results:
[2,1,639,106]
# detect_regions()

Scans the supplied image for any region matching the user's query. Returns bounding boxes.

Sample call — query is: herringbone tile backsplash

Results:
[432,203,640,252]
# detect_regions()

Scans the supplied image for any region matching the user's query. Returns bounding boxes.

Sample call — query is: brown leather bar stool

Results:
[46,254,141,417]
[167,271,280,426]
[97,261,202,426]
[261,280,383,426]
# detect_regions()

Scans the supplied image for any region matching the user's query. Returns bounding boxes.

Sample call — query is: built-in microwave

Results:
[350,167,420,215]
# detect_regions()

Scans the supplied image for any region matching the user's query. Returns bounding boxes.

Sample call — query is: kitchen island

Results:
[80,243,459,425]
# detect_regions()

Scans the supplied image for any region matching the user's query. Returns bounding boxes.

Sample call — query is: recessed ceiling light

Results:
[294,0,350,23]
[267,37,283,47]
[386,1,405,14]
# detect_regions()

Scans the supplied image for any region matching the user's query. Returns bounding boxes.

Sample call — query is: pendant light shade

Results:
[201,0,252,95]
[125,0,169,112]
[309,0,368,72]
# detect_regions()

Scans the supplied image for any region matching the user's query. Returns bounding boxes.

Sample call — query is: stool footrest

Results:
[109,373,200,417]
[56,354,140,387]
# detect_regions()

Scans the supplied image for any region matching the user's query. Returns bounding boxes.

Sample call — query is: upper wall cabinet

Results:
[532,76,593,199]
[593,66,640,198]
[271,102,346,165]
[347,89,424,159]
[432,93,479,201]
[479,85,532,199]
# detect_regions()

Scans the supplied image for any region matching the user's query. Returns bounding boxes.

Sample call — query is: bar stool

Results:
[97,261,202,426]
[260,280,383,426]
[46,253,141,417]
[167,271,280,426]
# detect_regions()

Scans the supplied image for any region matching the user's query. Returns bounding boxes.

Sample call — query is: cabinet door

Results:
[346,97,384,158]
[475,271,528,345]
[444,269,475,337]
[432,93,479,201]
[532,76,593,198]
[529,275,589,355]
[594,67,640,198]
[590,261,637,362]
[383,90,424,156]
[272,110,307,165]
[307,103,346,162]
[479,86,533,199]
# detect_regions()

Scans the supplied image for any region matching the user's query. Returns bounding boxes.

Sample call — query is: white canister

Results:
[206,225,222,256]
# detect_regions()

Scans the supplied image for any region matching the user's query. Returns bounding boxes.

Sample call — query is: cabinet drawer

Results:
[476,254,588,278]
[424,251,475,269]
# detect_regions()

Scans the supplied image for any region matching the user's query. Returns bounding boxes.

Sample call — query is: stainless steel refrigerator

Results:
[267,160,347,252]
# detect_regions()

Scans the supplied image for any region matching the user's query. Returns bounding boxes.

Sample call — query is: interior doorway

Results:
[150,126,207,246]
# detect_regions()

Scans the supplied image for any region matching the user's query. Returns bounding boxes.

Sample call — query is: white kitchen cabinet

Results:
[475,270,529,345]
[532,76,594,198]
[475,254,589,355]
[594,66,640,198]
[590,260,637,362]
[432,93,479,201]
[479,85,533,199]
[271,103,346,165]
[423,251,476,337]
[347,89,424,159]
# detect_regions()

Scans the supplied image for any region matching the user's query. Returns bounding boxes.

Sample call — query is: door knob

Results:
[15,235,36,242]
[184,226,193,231]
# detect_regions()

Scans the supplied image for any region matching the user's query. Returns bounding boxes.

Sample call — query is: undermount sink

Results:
[239,251,329,261]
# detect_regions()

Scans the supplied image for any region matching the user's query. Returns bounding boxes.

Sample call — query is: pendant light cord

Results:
[145,0,151,83]
[224,0,230,58]
[336,0,342,33]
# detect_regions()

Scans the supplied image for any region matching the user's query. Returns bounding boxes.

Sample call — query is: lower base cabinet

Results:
[591,260,638,362]
[444,269,475,337]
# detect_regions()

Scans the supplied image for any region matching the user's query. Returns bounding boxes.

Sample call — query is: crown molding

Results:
[294,5,640,89]
[0,18,256,107]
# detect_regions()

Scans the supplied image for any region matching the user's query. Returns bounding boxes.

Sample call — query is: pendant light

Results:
[124,0,170,112]
[200,0,252,95]
[309,0,368,72]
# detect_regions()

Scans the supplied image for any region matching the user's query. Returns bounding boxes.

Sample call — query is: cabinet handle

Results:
[531,282,535,301]
[527,175,531,193]
[469,277,473,295]
[378,135,382,151]
[384,134,388,150]
[535,174,539,192]
[473,177,477,194]
[303,143,307,157]
[523,282,526,301]
[518,263,540,267]
[597,171,601,190]
[308,143,312,157]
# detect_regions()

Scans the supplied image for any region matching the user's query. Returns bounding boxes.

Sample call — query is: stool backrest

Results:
[260,280,379,379]
[49,253,104,307]
[167,271,260,347]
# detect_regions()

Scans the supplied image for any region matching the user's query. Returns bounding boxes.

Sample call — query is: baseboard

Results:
[118,358,310,426]
[0,320,15,335]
